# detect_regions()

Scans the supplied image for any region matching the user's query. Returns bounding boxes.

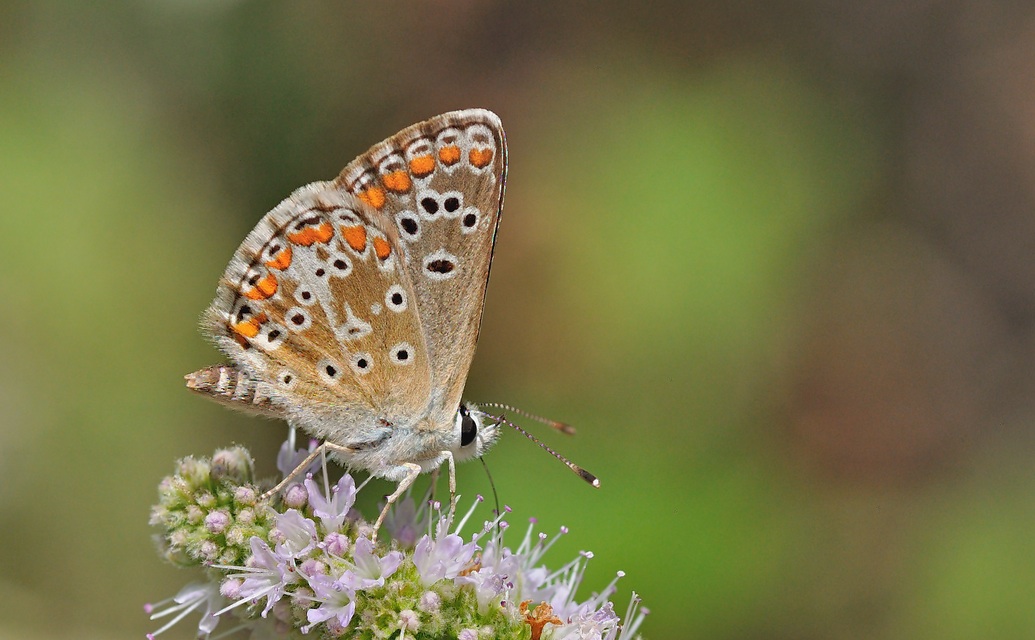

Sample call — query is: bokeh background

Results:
[4,2,1035,638]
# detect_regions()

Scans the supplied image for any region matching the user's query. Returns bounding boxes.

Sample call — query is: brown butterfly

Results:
[186,110,596,534]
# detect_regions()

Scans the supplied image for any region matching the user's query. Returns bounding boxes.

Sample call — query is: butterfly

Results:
[183,109,517,530]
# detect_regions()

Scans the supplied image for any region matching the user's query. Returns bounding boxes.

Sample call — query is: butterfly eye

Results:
[459,404,477,447]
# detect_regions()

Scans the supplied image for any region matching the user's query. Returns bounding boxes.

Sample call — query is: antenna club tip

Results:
[575,467,600,487]
[554,422,577,435]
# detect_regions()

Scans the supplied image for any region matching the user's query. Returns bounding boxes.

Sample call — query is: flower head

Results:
[148,440,647,639]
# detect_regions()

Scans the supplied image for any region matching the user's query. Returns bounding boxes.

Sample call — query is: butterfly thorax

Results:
[289,400,499,481]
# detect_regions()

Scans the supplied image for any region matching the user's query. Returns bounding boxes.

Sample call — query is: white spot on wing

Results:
[349,352,373,376]
[277,370,297,389]
[285,307,312,332]
[389,342,415,366]
[257,324,286,351]
[385,284,408,312]
[337,303,372,341]
[317,359,342,385]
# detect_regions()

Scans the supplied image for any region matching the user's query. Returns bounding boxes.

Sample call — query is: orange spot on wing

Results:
[409,155,435,177]
[243,273,278,300]
[438,145,461,165]
[313,221,334,243]
[373,237,391,260]
[341,225,367,252]
[381,170,411,193]
[287,221,334,246]
[265,246,292,270]
[469,147,494,168]
[231,312,268,339]
[358,186,387,209]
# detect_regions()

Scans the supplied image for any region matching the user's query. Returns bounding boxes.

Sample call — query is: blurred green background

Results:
[5,2,1035,638]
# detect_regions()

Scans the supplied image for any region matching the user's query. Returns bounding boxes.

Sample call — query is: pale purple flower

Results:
[218,537,295,618]
[350,536,403,588]
[322,531,350,556]
[382,494,424,547]
[605,593,648,640]
[552,601,620,640]
[276,438,320,478]
[499,521,576,609]
[303,572,357,632]
[234,485,257,505]
[271,509,318,558]
[418,590,441,613]
[413,526,478,586]
[550,563,620,623]
[199,540,219,561]
[299,557,328,579]
[305,474,356,533]
[456,564,509,613]
[282,483,307,509]
[145,582,221,638]
[150,440,647,639]
[204,510,230,534]
[219,578,242,600]
[398,608,419,633]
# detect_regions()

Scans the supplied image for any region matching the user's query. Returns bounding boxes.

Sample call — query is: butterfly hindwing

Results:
[335,109,507,426]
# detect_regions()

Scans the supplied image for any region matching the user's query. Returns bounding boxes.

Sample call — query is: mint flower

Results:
[147,440,648,639]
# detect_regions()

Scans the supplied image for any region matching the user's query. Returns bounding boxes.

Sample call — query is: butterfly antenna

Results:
[478,402,576,435]
[476,410,600,488]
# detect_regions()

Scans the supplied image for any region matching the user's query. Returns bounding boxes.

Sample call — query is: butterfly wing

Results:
[199,182,435,441]
[196,109,505,445]
[335,109,507,428]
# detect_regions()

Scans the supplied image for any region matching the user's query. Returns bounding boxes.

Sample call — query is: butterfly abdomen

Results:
[185,364,284,418]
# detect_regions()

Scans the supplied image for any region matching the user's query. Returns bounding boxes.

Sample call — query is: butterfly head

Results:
[451,402,500,462]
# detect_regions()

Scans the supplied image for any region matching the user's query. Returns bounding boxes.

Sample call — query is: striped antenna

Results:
[474,409,600,488]
[477,402,576,435]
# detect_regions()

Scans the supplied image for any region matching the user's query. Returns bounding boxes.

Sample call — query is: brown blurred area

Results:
[785,1,1035,480]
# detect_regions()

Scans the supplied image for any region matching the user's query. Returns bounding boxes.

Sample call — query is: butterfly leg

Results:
[372,462,422,542]
[423,466,441,508]
[446,451,457,524]
[261,441,355,501]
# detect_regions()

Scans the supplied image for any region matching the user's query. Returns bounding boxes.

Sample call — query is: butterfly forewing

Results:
[334,110,507,426]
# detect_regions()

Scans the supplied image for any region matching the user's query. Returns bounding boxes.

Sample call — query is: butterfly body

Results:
[187,110,506,511]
